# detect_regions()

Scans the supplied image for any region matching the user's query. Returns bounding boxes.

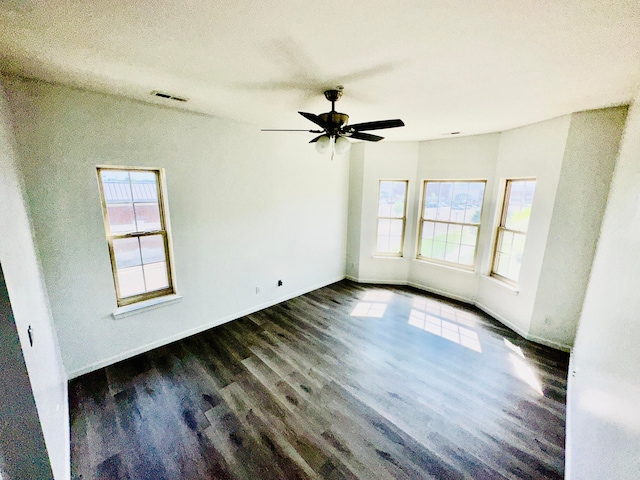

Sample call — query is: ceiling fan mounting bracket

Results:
[324,89,343,103]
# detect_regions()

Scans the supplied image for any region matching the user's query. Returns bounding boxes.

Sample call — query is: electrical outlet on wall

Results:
[256,286,260,294]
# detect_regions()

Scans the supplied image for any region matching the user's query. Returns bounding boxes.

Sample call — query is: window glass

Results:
[418,180,486,268]
[98,168,174,306]
[376,180,408,255]
[492,179,536,283]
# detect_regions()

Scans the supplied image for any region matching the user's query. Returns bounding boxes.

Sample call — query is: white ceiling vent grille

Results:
[151,91,188,102]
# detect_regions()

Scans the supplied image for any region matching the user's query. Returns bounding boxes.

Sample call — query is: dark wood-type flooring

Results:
[70,280,569,479]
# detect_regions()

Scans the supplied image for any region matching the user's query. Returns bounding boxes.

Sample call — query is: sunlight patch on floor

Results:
[408,309,482,352]
[503,338,543,396]
[351,302,387,318]
[362,291,393,302]
[509,353,544,396]
[412,298,478,327]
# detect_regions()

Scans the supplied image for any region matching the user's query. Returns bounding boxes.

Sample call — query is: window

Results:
[97,167,175,306]
[492,178,536,283]
[418,180,486,268]
[375,180,408,256]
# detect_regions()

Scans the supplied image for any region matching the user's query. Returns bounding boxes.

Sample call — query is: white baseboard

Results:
[474,301,530,339]
[475,301,572,352]
[348,277,571,352]
[406,281,474,305]
[70,274,570,378]
[68,275,346,379]
[349,277,408,285]
[524,332,572,352]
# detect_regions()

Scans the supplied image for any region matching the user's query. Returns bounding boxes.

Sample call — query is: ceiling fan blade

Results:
[299,111,330,130]
[350,132,384,142]
[309,135,324,143]
[347,119,405,132]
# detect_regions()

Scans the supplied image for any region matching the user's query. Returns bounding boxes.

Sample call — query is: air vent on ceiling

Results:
[151,91,188,102]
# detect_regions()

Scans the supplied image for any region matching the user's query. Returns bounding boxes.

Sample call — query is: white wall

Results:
[347,109,626,351]
[530,107,627,348]
[346,142,365,280]
[566,96,640,479]
[352,141,419,283]
[4,76,350,378]
[410,133,500,302]
[475,115,571,338]
[0,80,69,478]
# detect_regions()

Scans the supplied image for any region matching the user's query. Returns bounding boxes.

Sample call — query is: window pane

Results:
[377,219,403,254]
[106,204,136,234]
[492,179,535,282]
[452,182,469,210]
[512,232,526,259]
[494,251,509,278]
[377,236,390,252]
[436,184,451,220]
[130,171,159,202]
[507,257,521,281]
[432,241,446,260]
[376,181,407,255]
[113,237,142,269]
[494,230,527,282]
[505,180,535,231]
[101,170,132,203]
[101,171,136,234]
[389,219,403,236]
[420,238,433,257]
[447,224,462,242]
[117,266,146,298]
[459,245,475,266]
[444,244,460,263]
[420,180,485,267]
[377,218,391,236]
[434,222,448,239]
[423,183,440,219]
[497,230,514,255]
[420,221,435,257]
[390,182,407,218]
[388,236,402,253]
[140,235,166,264]
[378,181,393,216]
[143,262,169,291]
[134,203,161,231]
[461,225,478,246]
[421,221,435,240]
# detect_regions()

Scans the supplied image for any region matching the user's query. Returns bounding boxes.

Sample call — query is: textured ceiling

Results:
[1,0,639,141]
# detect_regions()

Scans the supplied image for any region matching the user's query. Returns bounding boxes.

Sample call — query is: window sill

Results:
[480,275,520,294]
[112,294,183,320]
[372,255,406,260]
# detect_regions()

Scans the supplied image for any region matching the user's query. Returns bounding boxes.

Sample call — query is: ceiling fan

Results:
[262,89,405,156]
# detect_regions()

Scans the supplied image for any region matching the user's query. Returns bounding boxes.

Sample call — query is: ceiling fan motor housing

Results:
[319,111,349,135]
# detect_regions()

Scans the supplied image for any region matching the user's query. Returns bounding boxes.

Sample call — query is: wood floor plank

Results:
[70,280,569,479]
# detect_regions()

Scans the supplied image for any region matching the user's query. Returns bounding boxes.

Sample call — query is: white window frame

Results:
[416,179,487,269]
[491,178,536,284]
[97,166,176,307]
[375,180,409,257]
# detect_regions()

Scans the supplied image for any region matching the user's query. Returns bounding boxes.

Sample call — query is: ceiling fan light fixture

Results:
[334,135,351,154]
[315,135,331,154]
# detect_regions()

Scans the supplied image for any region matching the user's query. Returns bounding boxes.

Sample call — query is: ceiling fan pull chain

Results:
[331,136,335,161]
